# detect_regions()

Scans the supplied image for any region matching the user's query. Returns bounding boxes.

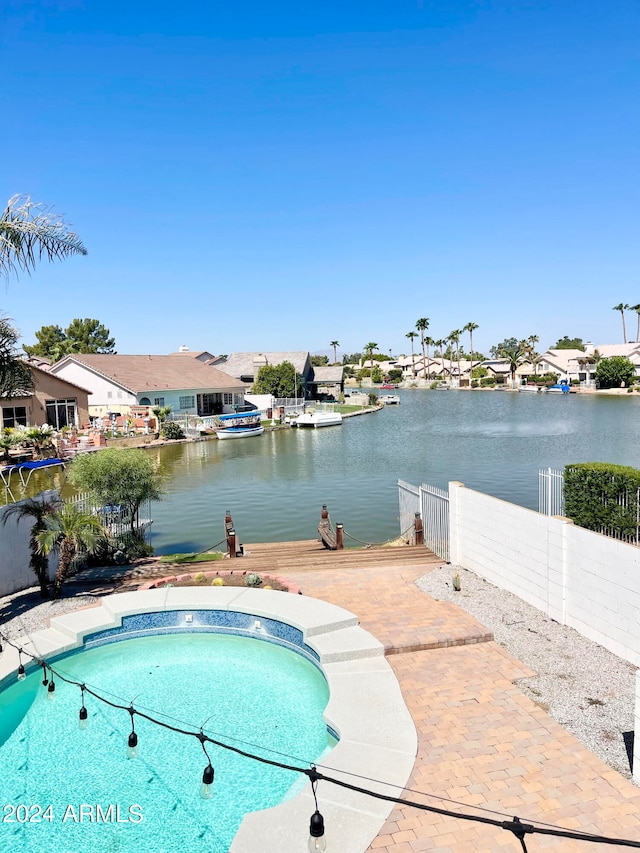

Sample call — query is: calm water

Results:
[22,390,640,553]
[140,390,640,553]
[0,633,330,853]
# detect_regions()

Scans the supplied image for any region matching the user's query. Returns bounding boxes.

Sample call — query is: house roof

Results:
[51,354,245,394]
[309,365,344,383]
[537,349,586,372]
[594,343,640,363]
[216,352,311,380]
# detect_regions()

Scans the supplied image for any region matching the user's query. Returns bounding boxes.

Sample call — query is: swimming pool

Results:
[0,588,417,853]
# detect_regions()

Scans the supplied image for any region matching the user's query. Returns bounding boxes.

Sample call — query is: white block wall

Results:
[0,492,59,597]
[449,481,640,666]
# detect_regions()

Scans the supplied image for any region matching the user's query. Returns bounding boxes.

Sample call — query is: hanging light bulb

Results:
[17,650,26,681]
[127,707,138,758]
[79,685,88,729]
[127,731,138,759]
[47,678,56,700]
[308,810,327,852]
[200,763,215,800]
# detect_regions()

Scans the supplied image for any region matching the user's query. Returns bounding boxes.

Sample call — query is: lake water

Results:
[135,389,640,554]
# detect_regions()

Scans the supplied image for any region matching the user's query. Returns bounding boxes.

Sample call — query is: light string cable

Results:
[2,632,640,850]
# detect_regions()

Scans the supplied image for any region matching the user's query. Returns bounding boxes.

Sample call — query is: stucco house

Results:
[215,352,313,395]
[1,363,91,430]
[49,354,246,417]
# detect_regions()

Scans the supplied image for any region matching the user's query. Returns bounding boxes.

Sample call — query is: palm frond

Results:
[0,194,87,279]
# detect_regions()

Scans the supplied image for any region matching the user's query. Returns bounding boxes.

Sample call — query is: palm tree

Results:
[434,338,445,379]
[497,337,536,388]
[330,340,340,365]
[415,318,429,378]
[0,194,87,280]
[2,495,62,597]
[406,332,418,377]
[464,322,479,367]
[36,505,105,598]
[629,305,640,343]
[363,342,379,382]
[449,330,462,385]
[424,336,434,379]
[613,303,629,344]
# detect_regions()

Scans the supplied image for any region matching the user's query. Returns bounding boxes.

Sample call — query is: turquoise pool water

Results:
[0,633,333,853]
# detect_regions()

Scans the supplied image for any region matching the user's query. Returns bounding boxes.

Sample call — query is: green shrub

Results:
[245,572,262,587]
[480,376,496,387]
[162,421,185,440]
[564,462,640,537]
[368,392,379,405]
[494,375,506,385]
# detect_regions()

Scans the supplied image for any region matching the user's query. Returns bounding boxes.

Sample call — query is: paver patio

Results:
[284,563,640,852]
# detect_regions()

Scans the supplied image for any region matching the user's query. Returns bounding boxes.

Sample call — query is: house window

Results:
[2,406,27,428]
[223,393,233,405]
[45,398,78,430]
[107,391,113,398]
[179,395,195,410]
[154,397,165,407]
[139,397,151,406]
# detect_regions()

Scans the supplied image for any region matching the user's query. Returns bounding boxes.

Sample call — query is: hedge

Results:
[564,462,640,537]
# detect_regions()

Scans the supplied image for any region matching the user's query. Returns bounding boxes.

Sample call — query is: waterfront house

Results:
[214,351,313,395]
[1,363,91,430]
[49,354,246,418]
[307,365,345,400]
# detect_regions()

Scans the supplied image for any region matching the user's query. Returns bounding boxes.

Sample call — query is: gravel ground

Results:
[417,564,637,780]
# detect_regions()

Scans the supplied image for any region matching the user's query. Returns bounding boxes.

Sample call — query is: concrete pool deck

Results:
[283,562,640,852]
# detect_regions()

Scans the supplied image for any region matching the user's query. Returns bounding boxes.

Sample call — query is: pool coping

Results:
[0,587,417,853]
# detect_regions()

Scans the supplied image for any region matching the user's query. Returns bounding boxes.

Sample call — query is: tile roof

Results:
[53,354,245,393]
[216,351,311,379]
[309,365,344,383]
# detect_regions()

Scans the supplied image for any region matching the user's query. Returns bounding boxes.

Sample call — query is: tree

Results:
[253,361,303,397]
[613,303,629,344]
[0,316,32,397]
[152,405,173,433]
[36,505,104,598]
[464,322,479,367]
[2,495,62,597]
[596,356,636,389]
[492,336,538,387]
[554,336,585,351]
[449,329,462,383]
[416,318,429,377]
[68,448,163,536]
[330,340,340,365]
[0,194,87,280]
[24,317,115,359]
[405,333,417,377]
[311,355,329,366]
[364,342,379,381]
[629,305,640,343]
[424,336,434,379]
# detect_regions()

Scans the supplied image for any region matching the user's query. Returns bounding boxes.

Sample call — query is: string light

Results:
[198,732,215,800]
[17,648,26,681]
[2,630,640,851]
[307,767,326,852]
[127,706,138,759]
[47,674,56,701]
[79,684,88,730]
[41,663,49,686]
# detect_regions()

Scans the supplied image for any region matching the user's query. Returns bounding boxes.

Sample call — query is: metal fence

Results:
[538,467,565,517]
[66,491,152,541]
[398,479,420,537]
[420,483,450,562]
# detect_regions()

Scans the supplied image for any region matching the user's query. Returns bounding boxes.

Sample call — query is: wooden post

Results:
[414,512,423,546]
[227,528,237,559]
[336,523,344,550]
[321,504,329,520]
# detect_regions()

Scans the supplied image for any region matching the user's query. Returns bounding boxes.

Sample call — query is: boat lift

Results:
[0,458,66,504]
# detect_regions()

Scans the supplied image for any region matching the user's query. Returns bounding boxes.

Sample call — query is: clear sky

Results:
[3,0,639,359]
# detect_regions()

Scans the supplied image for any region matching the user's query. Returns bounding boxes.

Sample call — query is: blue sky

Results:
[3,0,639,358]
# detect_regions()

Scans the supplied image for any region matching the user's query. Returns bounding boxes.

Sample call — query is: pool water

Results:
[0,633,333,853]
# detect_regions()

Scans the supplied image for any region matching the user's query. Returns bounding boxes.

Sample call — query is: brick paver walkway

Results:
[284,563,640,852]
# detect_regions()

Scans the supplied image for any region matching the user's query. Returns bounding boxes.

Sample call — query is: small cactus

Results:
[211,577,224,586]
[194,572,206,583]
[245,572,262,587]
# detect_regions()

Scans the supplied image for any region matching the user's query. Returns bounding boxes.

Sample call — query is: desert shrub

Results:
[162,421,185,440]
[212,576,224,586]
[480,376,496,387]
[245,572,262,587]
[193,572,206,583]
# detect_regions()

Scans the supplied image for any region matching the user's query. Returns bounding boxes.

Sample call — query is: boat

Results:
[214,411,264,439]
[380,383,398,389]
[215,425,265,440]
[380,394,400,405]
[294,410,343,428]
[518,383,540,393]
[546,381,571,394]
